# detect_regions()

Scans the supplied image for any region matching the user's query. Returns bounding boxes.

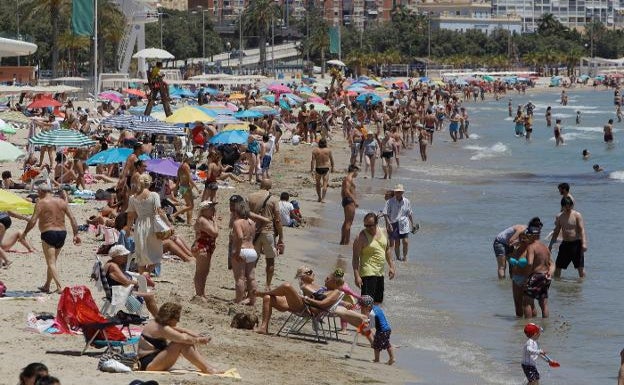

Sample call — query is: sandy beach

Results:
[0,124,416,385]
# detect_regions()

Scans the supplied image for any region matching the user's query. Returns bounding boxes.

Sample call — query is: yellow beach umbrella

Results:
[164,106,215,124]
[228,93,246,100]
[223,123,250,131]
[0,189,34,215]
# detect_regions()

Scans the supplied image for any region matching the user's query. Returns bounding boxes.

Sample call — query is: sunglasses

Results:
[303,270,313,275]
[364,223,376,228]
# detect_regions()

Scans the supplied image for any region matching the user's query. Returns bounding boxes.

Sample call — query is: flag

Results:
[329,26,340,55]
[71,0,94,36]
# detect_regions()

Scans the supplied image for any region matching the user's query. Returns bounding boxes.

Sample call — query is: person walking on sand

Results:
[352,212,396,304]
[340,165,359,245]
[21,185,81,293]
[248,179,284,290]
[192,201,219,302]
[310,138,335,203]
[359,295,395,365]
[549,196,587,278]
[175,153,199,224]
[383,184,415,262]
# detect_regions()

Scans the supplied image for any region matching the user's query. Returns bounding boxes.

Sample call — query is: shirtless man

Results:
[520,219,555,318]
[604,119,614,143]
[175,153,199,224]
[554,119,564,146]
[548,196,587,278]
[21,185,81,293]
[308,104,320,143]
[340,165,359,245]
[310,138,335,202]
[380,134,396,180]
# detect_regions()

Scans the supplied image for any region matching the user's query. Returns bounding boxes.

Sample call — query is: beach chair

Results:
[91,256,146,317]
[277,292,344,343]
[80,319,140,355]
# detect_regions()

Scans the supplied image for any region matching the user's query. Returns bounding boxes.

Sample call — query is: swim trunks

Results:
[41,230,67,249]
[361,275,384,303]
[205,181,219,191]
[373,330,392,351]
[524,272,551,300]
[492,240,511,258]
[341,196,355,207]
[381,151,394,159]
[0,213,11,230]
[604,133,613,142]
[449,122,459,132]
[556,239,584,269]
[521,364,540,382]
[261,155,272,170]
[315,167,329,175]
[390,222,408,240]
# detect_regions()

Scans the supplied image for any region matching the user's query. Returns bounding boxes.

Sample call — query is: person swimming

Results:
[593,164,604,172]
[582,149,590,160]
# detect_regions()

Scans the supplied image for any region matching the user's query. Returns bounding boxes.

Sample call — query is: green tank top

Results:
[360,229,388,277]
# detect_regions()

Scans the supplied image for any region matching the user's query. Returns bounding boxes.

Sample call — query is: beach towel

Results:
[140,368,241,379]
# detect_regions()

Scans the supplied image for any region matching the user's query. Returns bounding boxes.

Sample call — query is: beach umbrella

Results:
[223,123,250,131]
[164,106,215,124]
[201,87,219,96]
[482,75,495,82]
[169,87,195,98]
[212,115,243,125]
[200,106,233,115]
[262,94,299,106]
[98,91,124,103]
[203,102,238,112]
[101,114,156,129]
[355,93,382,105]
[86,148,150,166]
[327,59,346,67]
[0,140,25,162]
[249,106,279,116]
[27,97,62,109]
[0,111,30,125]
[124,88,146,98]
[267,84,292,93]
[298,86,313,93]
[234,110,264,119]
[308,102,331,112]
[129,120,185,136]
[145,158,180,177]
[0,189,33,215]
[209,130,249,145]
[0,119,16,134]
[29,128,96,147]
[228,93,246,100]
[132,48,174,59]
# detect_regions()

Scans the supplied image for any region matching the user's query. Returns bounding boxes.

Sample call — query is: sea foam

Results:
[464,142,509,160]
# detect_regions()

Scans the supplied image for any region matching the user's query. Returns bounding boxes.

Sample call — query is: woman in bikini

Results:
[0,211,34,268]
[137,302,223,374]
[192,201,219,301]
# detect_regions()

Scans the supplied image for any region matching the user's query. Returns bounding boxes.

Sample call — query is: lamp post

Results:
[271,18,275,77]
[239,11,243,74]
[159,12,164,49]
[226,41,231,72]
[195,6,210,73]
[16,0,21,66]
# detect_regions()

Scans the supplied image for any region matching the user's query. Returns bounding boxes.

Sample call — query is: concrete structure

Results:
[419,0,522,34]
[492,0,624,32]
[188,0,246,23]
[0,37,37,59]
[158,0,188,10]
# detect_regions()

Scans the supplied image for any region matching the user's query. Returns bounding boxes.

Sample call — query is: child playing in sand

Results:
[522,323,546,385]
[359,295,395,365]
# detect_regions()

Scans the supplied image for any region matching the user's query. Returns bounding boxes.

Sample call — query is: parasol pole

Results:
[94,0,99,97]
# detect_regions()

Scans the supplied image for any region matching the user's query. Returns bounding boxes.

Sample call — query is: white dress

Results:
[128,191,163,266]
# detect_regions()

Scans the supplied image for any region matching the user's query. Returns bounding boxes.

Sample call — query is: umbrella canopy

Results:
[86,148,150,166]
[164,106,215,124]
[27,98,62,109]
[209,130,249,145]
[124,88,146,98]
[200,106,233,115]
[29,128,96,147]
[0,119,16,134]
[234,110,264,119]
[267,84,292,93]
[169,87,195,98]
[201,87,219,96]
[129,120,185,136]
[327,59,346,67]
[133,48,174,59]
[249,106,279,116]
[146,158,180,177]
[482,75,495,82]
[355,93,382,105]
[0,111,30,124]
[98,91,124,103]
[228,93,246,100]
[212,115,243,125]
[0,140,25,162]
[101,114,156,129]
[223,123,250,131]
[0,189,34,215]
[307,102,331,112]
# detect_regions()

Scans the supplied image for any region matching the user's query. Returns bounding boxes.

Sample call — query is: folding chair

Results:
[91,256,146,317]
[277,292,344,343]
[80,320,140,355]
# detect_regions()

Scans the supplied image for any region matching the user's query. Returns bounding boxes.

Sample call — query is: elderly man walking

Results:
[382,184,416,262]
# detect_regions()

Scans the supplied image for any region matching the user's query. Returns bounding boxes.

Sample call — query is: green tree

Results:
[242,0,281,71]
[309,23,329,77]
[23,0,69,76]
[537,13,567,36]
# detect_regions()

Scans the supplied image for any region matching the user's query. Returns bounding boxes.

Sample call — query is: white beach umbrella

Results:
[327,59,346,67]
[133,48,175,59]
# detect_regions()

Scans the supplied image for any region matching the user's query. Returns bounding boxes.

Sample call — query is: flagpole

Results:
[338,23,341,61]
[94,0,98,97]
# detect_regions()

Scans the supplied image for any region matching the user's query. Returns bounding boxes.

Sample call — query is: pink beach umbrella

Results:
[98,91,124,103]
[267,84,292,93]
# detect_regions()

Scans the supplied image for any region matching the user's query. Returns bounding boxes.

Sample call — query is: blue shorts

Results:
[390,222,408,240]
[261,155,272,170]
[449,122,459,132]
[493,240,511,258]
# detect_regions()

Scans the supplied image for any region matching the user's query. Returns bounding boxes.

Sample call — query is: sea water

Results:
[305,88,622,384]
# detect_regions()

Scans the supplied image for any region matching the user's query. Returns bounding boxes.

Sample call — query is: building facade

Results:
[158,0,188,11]
[419,0,522,34]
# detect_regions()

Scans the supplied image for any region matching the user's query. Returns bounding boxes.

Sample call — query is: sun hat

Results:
[524,322,542,337]
[198,200,218,210]
[108,245,131,258]
[393,184,405,192]
[359,295,374,307]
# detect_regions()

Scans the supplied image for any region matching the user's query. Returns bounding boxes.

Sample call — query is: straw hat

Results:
[109,245,131,258]
[198,200,218,210]
[393,184,405,192]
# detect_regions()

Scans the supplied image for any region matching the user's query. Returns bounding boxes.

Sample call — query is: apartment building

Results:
[418,0,522,34]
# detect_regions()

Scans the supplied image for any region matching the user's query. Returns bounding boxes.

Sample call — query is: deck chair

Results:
[91,256,147,317]
[277,292,344,343]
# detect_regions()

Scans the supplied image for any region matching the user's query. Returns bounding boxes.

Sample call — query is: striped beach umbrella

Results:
[0,111,30,125]
[129,120,185,136]
[29,129,96,147]
[101,114,155,129]
[0,140,25,162]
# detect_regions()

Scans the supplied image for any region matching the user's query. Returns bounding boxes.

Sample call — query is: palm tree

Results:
[242,0,281,72]
[23,0,70,77]
[310,25,329,78]
[58,31,89,75]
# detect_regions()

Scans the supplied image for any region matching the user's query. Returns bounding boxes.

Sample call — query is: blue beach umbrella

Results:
[355,93,382,105]
[209,130,249,145]
[86,148,150,166]
[234,110,264,119]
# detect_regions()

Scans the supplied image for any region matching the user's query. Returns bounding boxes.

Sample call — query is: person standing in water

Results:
[604,119,614,144]
[548,197,587,278]
[554,119,564,146]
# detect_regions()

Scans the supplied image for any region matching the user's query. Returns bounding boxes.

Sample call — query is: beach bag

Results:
[0,280,6,297]
[98,348,136,372]
[153,215,172,240]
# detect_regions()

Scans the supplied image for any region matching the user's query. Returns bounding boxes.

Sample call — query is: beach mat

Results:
[0,291,46,300]
[140,368,241,379]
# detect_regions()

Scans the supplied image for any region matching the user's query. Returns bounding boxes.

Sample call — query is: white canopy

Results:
[0,37,37,57]
[133,48,174,59]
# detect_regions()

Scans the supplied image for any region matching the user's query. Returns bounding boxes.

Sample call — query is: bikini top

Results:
[509,257,528,268]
